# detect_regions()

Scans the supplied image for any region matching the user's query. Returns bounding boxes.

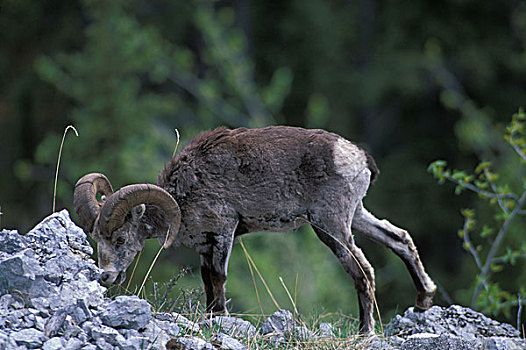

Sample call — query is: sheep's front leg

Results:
[199,228,236,314]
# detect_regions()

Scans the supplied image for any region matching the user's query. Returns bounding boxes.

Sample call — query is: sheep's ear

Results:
[132,204,146,221]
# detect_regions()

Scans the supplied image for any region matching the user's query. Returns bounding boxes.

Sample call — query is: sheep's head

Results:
[73,173,180,285]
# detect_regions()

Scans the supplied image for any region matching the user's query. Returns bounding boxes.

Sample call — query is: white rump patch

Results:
[333,138,368,181]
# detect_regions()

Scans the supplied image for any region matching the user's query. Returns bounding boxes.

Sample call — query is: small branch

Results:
[447,176,517,201]
[472,190,526,306]
[461,216,484,271]
[491,254,526,264]
[510,136,526,162]
[484,168,510,215]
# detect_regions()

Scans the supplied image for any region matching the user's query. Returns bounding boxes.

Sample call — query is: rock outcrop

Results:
[387,305,525,349]
[0,210,524,349]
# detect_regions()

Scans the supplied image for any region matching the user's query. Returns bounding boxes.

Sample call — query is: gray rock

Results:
[100,295,151,330]
[122,336,150,350]
[45,306,70,337]
[386,305,526,349]
[261,309,295,335]
[386,305,519,340]
[80,345,97,350]
[70,299,92,324]
[90,323,127,346]
[9,328,46,349]
[319,322,335,338]
[95,337,115,349]
[117,328,141,339]
[56,273,105,310]
[157,320,183,337]
[141,319,177,349]
[169,336,214,350]
[0,293,26,312]
[1,332,21,350]
[65,337,86,350]
[3,309,25,329]
[62,321,87,341]
[0,249,46,295]
[260,309,315,343]
[400,333,482,350]
[213,333,247,350]
[484,336,526,350]
[42,337,66,350]
[0,230,27,254]
[156,312,201,333]
[200,316,256,338]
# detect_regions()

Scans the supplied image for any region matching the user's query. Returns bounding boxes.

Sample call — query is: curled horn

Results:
[98,184,181,248]
[74,173,114,233]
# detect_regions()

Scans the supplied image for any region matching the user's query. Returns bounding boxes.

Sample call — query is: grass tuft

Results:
[53,125,78,213]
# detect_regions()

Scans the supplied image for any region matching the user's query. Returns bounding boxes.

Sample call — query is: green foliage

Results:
[33,0,292,204]
[429,110,526,323]
[34,0,179,186]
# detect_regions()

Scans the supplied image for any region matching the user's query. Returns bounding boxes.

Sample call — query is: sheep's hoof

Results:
[415,290,435,311]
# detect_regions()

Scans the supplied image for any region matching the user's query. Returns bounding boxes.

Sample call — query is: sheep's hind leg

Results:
[351,202,437,310]
[199,224,237,314]
[311,219,376,334]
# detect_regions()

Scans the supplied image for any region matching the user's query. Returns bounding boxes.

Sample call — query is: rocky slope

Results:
[0,210,524,349]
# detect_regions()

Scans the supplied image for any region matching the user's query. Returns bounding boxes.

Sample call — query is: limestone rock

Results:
[260,309,315,344]
[156,312,201,334]
[260,309,296,335]
[387,305,526,350]
[200,316,257,338]
[167,336,214,350]
[213,333,247,350]
[99,295,152,330]
[9,328,46,349]
[387,305,519,340]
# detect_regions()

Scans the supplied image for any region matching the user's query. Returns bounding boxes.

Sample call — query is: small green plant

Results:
[428,109,526,327]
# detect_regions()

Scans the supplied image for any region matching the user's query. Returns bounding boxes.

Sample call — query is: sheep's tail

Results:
[365,151,379,183]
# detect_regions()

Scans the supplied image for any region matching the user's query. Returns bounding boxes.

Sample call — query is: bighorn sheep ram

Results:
[74,126,436,333]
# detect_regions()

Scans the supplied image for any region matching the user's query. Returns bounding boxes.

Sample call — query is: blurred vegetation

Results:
[1,0,526,328]
[429,110,526,324]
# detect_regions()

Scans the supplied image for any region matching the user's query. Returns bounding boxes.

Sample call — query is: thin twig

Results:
[448,176,517,201]
[239,239,281,310]
[137,228,171,297]
[518,293,523,332]
[279,276,299,315]
[510,135,526,162]
[460,215,484,271]
[125,249,143,292]
[491,254,526,264]
[53,125,78,213]
[472,190,526,306]
[240,238,264,315]
[297,217,384,335]
[484,168,511,215]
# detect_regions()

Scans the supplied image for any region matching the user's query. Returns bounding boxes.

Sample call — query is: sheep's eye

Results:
[115,237,126,246]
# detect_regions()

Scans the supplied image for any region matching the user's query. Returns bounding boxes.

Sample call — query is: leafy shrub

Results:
[428,110,526,326]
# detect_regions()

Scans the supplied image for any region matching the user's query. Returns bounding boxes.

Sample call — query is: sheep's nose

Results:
[100,272,112,284]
